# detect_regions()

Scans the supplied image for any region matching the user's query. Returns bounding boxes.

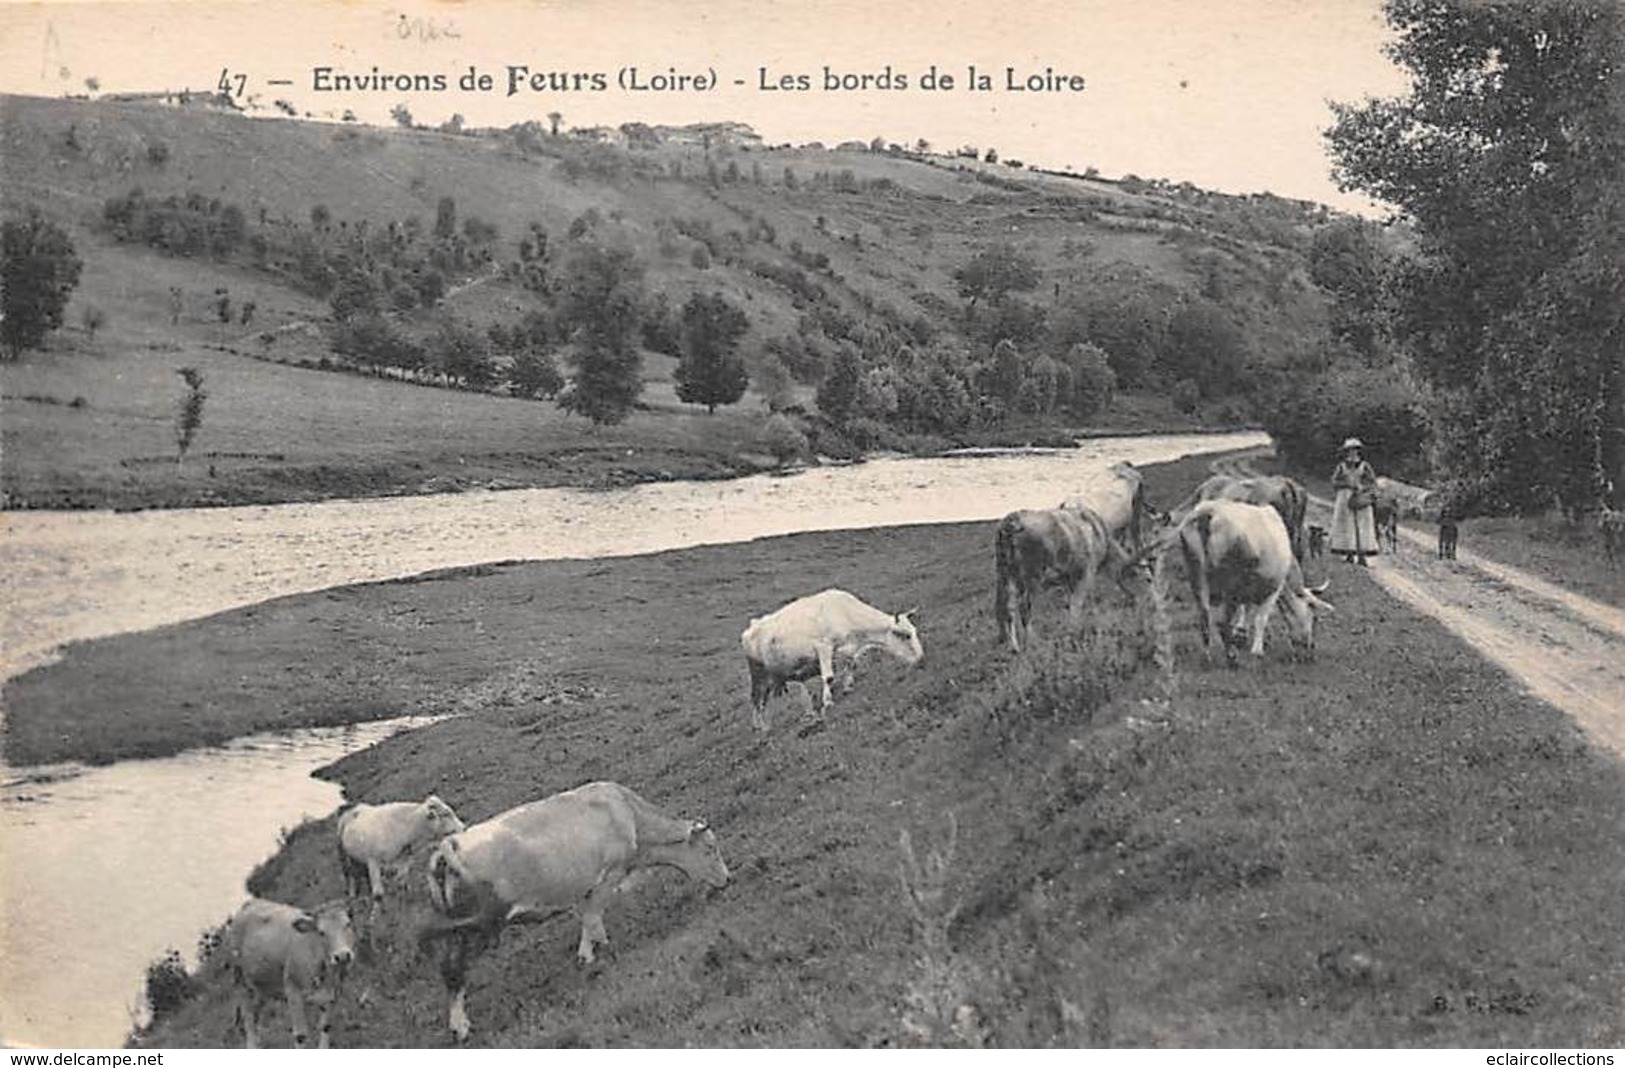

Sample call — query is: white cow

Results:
[337,794,466,904]
[740,588,924,731]
[418,781,729,1041]
[1177,499,1335,665]
[221,898,357,1049]
[1060,460,1153,552]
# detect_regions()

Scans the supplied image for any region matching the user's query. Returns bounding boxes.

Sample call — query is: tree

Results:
[675,293,750,413]
[763,413,808,467]
[2,211,83,359]
[390,103,414,128]
[953,243,1040,311]
[508,350,564,399]
[554,242,645,425]
[434,196,457,240]
[1327,0,1625,513]
[815,342,862,424]
[174,367,207,466]
[547,111,563,137]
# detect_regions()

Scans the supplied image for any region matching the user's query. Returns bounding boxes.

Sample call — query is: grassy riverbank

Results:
[36,451,1610,1046]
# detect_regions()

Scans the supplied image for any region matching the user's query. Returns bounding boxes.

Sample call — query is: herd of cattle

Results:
[211,459,1531,1047]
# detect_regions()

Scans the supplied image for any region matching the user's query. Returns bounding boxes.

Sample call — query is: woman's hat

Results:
[1341,437,1364,452]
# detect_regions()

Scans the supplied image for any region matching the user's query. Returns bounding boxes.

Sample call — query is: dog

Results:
[1437,516,1459,560]
[1306,523,1328,561]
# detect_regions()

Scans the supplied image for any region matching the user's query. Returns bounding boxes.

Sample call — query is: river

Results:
[0,430,1266,1048]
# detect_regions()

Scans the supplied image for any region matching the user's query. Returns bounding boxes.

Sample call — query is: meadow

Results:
[28,451,1607,1047]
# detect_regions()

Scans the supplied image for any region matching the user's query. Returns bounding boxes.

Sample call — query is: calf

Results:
[222,898,356,1049]
[338,794,466,904]
[1177,499,1335,666]
[418,781,729,1041]
[740,589,923,730]
[994,501,1140,653]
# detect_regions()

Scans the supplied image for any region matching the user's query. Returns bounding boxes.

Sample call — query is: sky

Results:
[0,0,1410,211]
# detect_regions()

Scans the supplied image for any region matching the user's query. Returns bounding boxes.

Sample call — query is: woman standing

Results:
[1330,437,1378,565]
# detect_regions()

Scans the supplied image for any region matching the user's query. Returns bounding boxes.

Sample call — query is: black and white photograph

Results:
[1,0,1622,1051]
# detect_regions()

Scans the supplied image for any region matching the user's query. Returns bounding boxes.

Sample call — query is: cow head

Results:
[421,794,467,837]
[294,900,357,973]
[1282,578,1335,658]
[888,610,925,665]
[677,820,731,889]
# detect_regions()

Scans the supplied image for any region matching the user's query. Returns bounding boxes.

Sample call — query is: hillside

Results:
[2,93,1332,508]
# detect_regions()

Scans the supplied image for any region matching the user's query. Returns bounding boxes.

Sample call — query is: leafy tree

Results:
[390,103,413,128]
[1308,217,1394,361]
[1327,0,1625,513]
[432,322,496,388]
[751,353,798,412]
[2,211,83,359]
[1163,301,1247,398]
[675,293,750,413]
[986,338,1024,410]
[329,270,379,321]
[508,350,564,399]
[1060,342,1116,418]
[815,342,862,424]
[555,243,645,425]
[953,243,1039,311]
[547,111,563,137]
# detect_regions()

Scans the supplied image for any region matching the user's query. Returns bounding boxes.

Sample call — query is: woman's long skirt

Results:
[1330,488,1378,557]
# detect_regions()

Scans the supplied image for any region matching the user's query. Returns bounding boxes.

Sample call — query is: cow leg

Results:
[578,875,620,964]
[1251,591,1284,659]
[438,933,477,1041]
[748,662,770,731]
[286,987,312,1048]
[816,644,835,714]
[367,858,386,902]
[309,991,337,1050]
[235,988,262,1049]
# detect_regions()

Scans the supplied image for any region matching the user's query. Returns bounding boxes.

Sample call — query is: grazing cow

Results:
[994,502,1140,653]
[222,898,357,1049]
[1601,507,1625,568]
[1060,460,1153,552]
[740,589,923,731]
[1177,499,1335,666]
[1373,494,1400,553]
[419,781,729,1041]
[1306,523,1328,560]
[338,794,466,904]
[1173,474,1310,563]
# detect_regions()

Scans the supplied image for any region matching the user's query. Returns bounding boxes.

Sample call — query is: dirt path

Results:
[1221,457,1625,754]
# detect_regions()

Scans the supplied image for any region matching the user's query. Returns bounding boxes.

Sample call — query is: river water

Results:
[0,430,1266,1048]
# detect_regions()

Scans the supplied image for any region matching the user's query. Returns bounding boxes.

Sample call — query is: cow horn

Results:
[1308,580,1331,594]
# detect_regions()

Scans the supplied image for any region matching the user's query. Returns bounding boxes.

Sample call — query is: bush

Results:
[507,350,564,398]
[143,949,196,1026]
[1263,361,1431,479]
[763,413,808,466]
[1170,378,1201,414]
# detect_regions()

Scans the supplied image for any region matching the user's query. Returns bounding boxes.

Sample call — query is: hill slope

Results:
[3,94,1330,508]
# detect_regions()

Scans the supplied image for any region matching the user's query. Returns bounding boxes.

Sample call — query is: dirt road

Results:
[1220,457,1625,754]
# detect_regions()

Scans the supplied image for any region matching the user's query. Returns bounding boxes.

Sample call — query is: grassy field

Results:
[11,451,1609,1046]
